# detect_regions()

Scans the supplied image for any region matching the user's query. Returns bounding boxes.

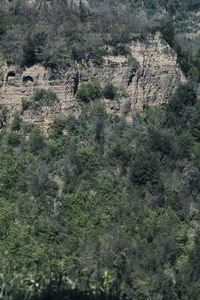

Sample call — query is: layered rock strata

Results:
[0,32,186,127]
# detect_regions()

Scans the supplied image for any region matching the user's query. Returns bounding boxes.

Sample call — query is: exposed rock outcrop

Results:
[0,0,90,12]
[0,32,186,128]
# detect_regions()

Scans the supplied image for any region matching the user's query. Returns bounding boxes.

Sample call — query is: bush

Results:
[0,10,8,38]
[31,23,47,63]
[70,45,85,62]
[51,116,67,136]
[31,89,59,110]
[112,45,130,56]
[128,56,140,69]
[130,150,160,185]
[177,131,195,158]
[103,83,117,100]
[77,146,99,171]
[160,17,175,48]
[22,36,36,66]
[21,97,30,112]
[29,127,45,153]
[166,83,197,129]
[76,78,102,103]
[7,132,21,147]
[11,114,21,131]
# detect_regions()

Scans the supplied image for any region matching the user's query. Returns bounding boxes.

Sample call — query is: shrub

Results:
[31,89,59,110]
[166,83,197,129]
[51,116,67,136]
[0,10,8,38]
[21,97,30,112]
[70,45,85,62]
[29,127,45,153]
[128,56,140,69]
[7,132,21,147]
[77,146,99,171]
[130,150,160,185]
[11,114,21,131]
[177,132,195,158]
[112,45,130,56]
[31,23,47,63]
[22,122,35,134]
[103,83,117,100]
[160,17,175,48]
[76,78,102,103]
[23,36,36,66]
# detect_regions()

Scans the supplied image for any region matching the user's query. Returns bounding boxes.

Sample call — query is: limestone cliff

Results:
[0,0,90,11]
[0,32,186,128]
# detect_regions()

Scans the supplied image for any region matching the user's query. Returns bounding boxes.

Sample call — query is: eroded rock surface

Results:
[0,32,186,127]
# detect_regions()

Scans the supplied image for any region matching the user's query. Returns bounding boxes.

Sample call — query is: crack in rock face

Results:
[0,32,186,128]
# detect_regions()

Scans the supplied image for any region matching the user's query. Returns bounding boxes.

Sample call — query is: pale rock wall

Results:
[0,32,186,128]
[0,0,90,11]
[127,32,187,108]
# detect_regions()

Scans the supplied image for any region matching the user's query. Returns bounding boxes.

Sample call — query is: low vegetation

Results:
[21,89,59,111]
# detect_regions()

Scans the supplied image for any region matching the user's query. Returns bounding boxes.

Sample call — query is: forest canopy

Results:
[0,0,200,299]
[0,83,200,298]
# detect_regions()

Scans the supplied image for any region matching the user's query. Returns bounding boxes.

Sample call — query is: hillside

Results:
[0,31,186,129]
[1,1,200,299]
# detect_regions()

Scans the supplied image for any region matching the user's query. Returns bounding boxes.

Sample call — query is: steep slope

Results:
[0,32,186,128]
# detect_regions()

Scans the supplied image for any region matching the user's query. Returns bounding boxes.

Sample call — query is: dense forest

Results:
[1,0,200,299]
[1,82,200,299]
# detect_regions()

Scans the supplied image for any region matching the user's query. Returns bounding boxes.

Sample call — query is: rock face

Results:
[0,32,186,127]
[0,0,90,11]
[127,32,187,106]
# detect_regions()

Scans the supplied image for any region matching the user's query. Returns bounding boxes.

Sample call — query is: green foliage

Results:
[0,153,21,196]
[7,131,21,147]
[130,149,160,185]
[1,1,200,298]
[50,115,68,137]
[22,35,36,66]
[22,90,56,112]
[21,97,30,111]
[11,114,21,131]
[27,89,59,110]
[177,131,195,157]
[0,10,8,38]
[160,17,175,48]
[22,24,48,66]
[0,0,199,81]
[77,146,99,171]
[70,45,85,62]
[127,56,140,68]
[0,90,200,298]
[103,83,117,100]
[112,45,130,56]
[29,126,45,153]
[166,83,196,130]
[76,78,102,103]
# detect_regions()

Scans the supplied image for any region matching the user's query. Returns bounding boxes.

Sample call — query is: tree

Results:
[103,83,117,100]
[23,35,36,66]
[29,127,45,153]
[160,17,175,48]
[11,114,21,131]
[166,83,196,129]
[7,131,21,147]
[0,10,7,38]
[76,78,102,103]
